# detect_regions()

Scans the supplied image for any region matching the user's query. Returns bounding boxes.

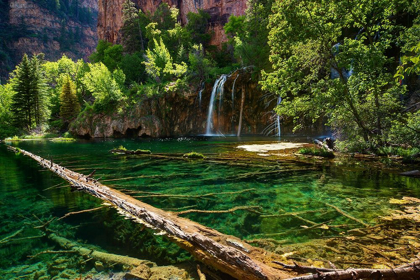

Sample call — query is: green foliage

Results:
[183,152,205,159]
[261,0,419,150]
[188,44,214,84]
[116,145,127,151]
[389,111,420,147]
[121,0,148,53]
[0,83,18,138]
[44,55,87,118]
[60,75,81,123]
[82,63,125,112]
[224,0,273,72]
[186,10,211,47]
[298,147,335,158]
[10,54,49,130]
[143,38,187,83]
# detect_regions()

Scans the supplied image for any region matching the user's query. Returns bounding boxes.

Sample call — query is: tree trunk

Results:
[7,146,291,280]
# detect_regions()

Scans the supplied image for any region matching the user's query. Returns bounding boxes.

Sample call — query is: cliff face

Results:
[97,0,246,45]
[0,0,98,80]
[70,69,277,138]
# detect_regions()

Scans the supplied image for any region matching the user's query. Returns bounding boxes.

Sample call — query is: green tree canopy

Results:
[60,75,80,123]
[261,0,419,150]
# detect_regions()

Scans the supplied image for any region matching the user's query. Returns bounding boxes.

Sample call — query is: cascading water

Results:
[231,74,239,111]
[205,74,228,135]
[276,96,282,137]
[198,82,204,108]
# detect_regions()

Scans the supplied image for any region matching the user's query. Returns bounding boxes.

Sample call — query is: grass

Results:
[298,147,335,158]
[183,152,205,159]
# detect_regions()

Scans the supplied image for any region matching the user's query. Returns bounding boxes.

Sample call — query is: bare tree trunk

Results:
[7,146,291,280]
[237,84,245,137]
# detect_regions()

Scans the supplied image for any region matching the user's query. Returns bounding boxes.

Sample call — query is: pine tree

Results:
[10,54,49,130]
[30,54,49,127]
[11,54,33,129]
[121,0,146,53]
[60,75,80,123]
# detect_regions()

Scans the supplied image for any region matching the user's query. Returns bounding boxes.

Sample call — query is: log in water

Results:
[7,146,292,280]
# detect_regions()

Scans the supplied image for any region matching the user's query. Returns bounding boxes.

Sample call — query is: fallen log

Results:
[279,260,420,280]
[7,146,291,280]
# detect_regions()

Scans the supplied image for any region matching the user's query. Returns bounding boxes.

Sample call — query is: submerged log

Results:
[7,146,291,280]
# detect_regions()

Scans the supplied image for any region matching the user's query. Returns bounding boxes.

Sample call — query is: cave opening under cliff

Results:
[124,127,142,138]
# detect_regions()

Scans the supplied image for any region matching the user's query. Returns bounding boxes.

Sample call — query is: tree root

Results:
[29,250,77,259]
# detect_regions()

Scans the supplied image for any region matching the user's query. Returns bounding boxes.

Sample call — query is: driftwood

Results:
[47,233,154,268]
[8,146,291,280]
[277,260,420,280]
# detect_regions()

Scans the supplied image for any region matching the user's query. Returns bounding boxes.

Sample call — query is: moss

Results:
[134,149,151,154]
[298,147,335,158]
[49,138,76,142]
[116,145,127,151]
[183,152,205,159]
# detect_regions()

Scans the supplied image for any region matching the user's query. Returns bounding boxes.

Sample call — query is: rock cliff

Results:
[97,0,246,45]
[70,68,278,138]
[0,0,98,81]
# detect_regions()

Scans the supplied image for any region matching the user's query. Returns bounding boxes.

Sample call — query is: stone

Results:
[149,265,189,280]
[124,264,151,280]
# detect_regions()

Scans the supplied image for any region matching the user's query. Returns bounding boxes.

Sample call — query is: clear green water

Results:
[0,137,419,279]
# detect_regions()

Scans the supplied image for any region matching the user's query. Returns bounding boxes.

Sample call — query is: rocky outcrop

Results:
[70,69,278,138]
[97,0,246,45]
[0,0,98,80]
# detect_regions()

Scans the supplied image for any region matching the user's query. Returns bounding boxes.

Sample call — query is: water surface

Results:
[1,137,419,279]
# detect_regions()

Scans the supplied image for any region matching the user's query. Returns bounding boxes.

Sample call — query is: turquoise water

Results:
[0,137,419,279]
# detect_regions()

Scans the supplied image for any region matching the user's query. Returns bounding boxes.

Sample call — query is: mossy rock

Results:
[134,149,151,154]
[183,152,205,159]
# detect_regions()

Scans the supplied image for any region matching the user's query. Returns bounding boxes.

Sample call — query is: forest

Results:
[1,0,419,153]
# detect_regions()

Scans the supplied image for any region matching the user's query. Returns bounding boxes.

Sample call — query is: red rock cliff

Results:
[97,0,247,46]
[0,0,98,80]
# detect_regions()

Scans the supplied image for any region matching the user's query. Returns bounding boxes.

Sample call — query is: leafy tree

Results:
[10,54,49,130]
[121,0,148,53]
[82,63,125,112]
[0,83,17,138]
[261,0,418,150]
[60,75,80,123]
[188,44,214,84]
[44,55,88,118]
[224,0,273,72]
[143,38,187,83]
[186,10,211,48]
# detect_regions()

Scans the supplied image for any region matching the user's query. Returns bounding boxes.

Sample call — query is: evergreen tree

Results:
[60,75,80,123]
[10,54,48,130]
[11,54,34,129]
[30,54,49,127]
[121,0,147,53]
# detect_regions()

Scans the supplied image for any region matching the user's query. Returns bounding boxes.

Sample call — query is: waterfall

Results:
[205,75,228,135]
[231,74,239,110]
[198,82,204,108]
[276,96,282,137]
